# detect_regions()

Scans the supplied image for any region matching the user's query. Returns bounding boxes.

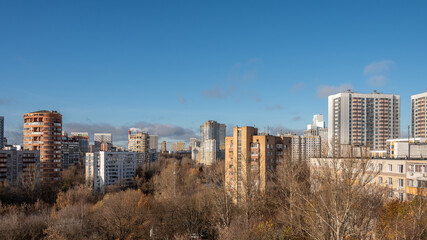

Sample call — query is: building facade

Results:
[85,151,137,191]
[291,135,321,161]
[161,141,167,153]
[149,135,158,151]
[406,160,427,197]
[386,138,427,159]
[94,133,112,152]
[225,126,291,205]
[0,149,39,185]
[199,120,226,165]
[411,91,427,138]
[23,110,62,185]
[128,128,150,164]
[309,157,427,201]
[0,116,4,149]
[62,132,80,169]
[71,132,90,153]
[328,90,400,156]
[171,142,185,152]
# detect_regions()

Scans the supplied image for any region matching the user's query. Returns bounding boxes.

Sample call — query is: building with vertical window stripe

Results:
[412,90,427,138]
[328,90,400,157]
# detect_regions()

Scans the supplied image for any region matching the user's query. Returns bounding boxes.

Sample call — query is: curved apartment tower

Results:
[23,110,62,185]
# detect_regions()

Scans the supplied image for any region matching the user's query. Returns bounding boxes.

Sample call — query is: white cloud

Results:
[316,84,353,98]
[290,82,305,92]
[367,75,388,87]
[363,60,394,75]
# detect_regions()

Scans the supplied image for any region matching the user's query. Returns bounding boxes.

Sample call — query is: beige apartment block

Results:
[171,142,185,152]
[225,126,291,205]
[406,159,427,198]
[128,128,150,164]
[310,157,410,201]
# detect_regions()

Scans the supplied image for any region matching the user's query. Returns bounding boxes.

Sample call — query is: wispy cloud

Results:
[363,60,394,87]
[0,98,15,105]
[292,116,301,121]
[367,75,388,87]
[203,58,261,102]
[265,104,284,111]
[363,60,394,75]
[290,82,305,92]
[316,83,352,98]
[178,93,186,104]
[203,86,235,99]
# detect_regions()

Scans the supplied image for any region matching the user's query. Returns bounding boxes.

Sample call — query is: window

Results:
[378,177,383,184]
[398,165,404,173]
[388,164,392,172]
[388,177,393,186]
[398,179,404,188]
[399,193,404,201]
[379,164,383,171]
[389,192,394,198]
[407,179,414,187]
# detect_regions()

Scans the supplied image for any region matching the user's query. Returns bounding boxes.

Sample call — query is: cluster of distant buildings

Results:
[0,90,426,198]
[222,90,427,204]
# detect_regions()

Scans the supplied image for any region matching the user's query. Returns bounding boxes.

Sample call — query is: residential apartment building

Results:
[406,160,427,197]
[0,149,39,185]
[128,128,150,165]
[94,133,113,151]
[373,159,408,201]
[171,142,185,152]
[386,138,427,159]
[149,135,158,151]
[199,120,226,165]
[411,91,427,138]
[225,126,291,205]
[190,139,201,162]
[71,132,90,153]
[291,135,321,161]
[189,138,198,151]
[304,114,328,157]
[23,110,62,185]
[62,132,80,169]
[0,116,4,149]
[85,151,137,191]
[328,90,400,157]
[309,157,424,201]
[161,141,167,153]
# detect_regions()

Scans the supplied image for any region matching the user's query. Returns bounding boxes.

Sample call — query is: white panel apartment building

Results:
[86,151,137,191]
[199,120,226,165]
[328,90,400,156]
[412,91,427,138]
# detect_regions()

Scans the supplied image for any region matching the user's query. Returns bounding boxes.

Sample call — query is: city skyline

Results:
[2,1,427,146]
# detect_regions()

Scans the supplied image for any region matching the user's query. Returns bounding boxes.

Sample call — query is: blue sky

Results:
[1,1,426,146]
